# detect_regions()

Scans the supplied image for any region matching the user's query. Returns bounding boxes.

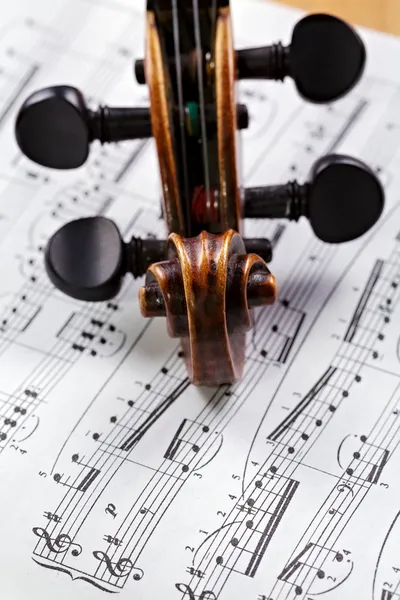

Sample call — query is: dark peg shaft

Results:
[244,154,384,244]
[15,86,153,169]
[134,59,146,85]
[135,55,194,85]
[16,85,249,169]
[237,14,366,103]
[235,104,249,130]
[243,238,272,263]
[45,215,273,302]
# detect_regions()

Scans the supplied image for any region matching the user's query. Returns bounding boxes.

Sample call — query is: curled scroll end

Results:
[248,269,278,308]
[138,282,166,318]
[138,230,278,386]
[138,258,187,338]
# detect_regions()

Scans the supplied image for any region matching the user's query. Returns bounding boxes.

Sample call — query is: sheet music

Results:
[1,0,400,598]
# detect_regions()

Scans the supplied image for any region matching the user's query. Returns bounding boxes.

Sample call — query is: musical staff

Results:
[324,98,368,154]
[344,260,384,343]
[76,467,100,492]
[120,379,191,451]
[252,299,307,364]
[180,86,400,598]
[268,368,336,441]
[0,1,400,600]
[245,478,299,578]
[0,64,39,128]
[164,419,191,460]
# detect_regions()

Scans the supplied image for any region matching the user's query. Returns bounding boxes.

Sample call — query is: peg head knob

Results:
[45,216,125,301]
[291,14,366,103]
[15,85,90,169]
[308,154,384,243]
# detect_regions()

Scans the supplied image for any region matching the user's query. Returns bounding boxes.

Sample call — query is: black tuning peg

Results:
[236,14,366,103]
[15,85,153,169]
[244,154,384,244]
[45,217,166,301]
[16,85,250,169]
[44,215,274,301]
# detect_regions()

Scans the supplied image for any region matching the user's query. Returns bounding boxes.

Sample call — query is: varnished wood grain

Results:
[140,2,279,387]
[269,0,400,34]
[139,230,277,386]
[144,10,183,235]
[215,6,241,233]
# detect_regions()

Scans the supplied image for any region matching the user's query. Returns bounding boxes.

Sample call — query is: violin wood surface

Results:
[14,0,384,386]
[145,10,183,235]
[139,230,277,386]
[215,6,241,233]
[139,0,275,384]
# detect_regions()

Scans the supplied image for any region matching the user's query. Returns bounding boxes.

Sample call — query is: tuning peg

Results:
[134,56,194,85]
[45,217,166,301]
[244,154,384,244]
[44,216,274,301]
[15,85,153,169]
[236,14,366,103]
[16,85,250,169]
[134,60,146,84]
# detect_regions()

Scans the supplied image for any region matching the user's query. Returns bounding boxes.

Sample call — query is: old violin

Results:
[15,2,384,386]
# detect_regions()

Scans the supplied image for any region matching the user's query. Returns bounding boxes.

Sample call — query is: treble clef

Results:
[175,584,216,600]
[93,550,142,579]
[32,527,82,557]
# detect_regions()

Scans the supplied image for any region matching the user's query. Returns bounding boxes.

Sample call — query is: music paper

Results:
[1,0,400,598]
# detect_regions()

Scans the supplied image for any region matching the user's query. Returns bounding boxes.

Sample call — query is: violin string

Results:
[172,0,191,232]
[210,0,218,64]
[192,0,211,217]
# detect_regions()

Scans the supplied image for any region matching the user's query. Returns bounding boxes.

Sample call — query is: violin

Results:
[14,2,384,387]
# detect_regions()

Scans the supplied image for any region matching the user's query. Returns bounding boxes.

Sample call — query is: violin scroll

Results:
[44,214,274,300]
[139,230,277,386]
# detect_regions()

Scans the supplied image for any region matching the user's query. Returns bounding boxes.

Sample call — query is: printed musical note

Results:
[120,379,190,451]
[253,300,306,363]
[268,368,336,441]
[0,3,399,600]
[77,468,100,492]
[245,479,299,578]
[345,260,384,342]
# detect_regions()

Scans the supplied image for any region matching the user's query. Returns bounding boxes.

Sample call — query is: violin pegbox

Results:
[14,2,384,387]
